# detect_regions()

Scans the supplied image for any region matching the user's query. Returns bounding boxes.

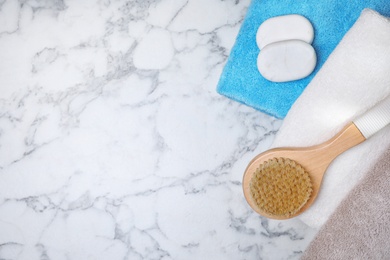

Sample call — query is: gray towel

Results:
[301,145,390,259]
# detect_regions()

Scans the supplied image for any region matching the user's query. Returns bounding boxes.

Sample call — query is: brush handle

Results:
[353,96,390,139]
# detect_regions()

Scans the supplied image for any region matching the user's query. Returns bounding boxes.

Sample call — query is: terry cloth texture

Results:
[217,0,390,119]
[271,9,390,229]
[301,145,390,260]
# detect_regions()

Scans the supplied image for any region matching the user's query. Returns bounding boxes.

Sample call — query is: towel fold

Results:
[271,9,390,228]
[217,0,390,118]
[301,145,390,259]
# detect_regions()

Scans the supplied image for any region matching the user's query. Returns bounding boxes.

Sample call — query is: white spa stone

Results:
[256,14,314,49]
[257,39,317,82]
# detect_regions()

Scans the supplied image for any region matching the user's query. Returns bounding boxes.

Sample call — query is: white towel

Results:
[271,9,390,229]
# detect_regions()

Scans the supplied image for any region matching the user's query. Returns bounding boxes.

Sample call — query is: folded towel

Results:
[271,9,390,229]
[217,0,390,118]
[301,145,390,259]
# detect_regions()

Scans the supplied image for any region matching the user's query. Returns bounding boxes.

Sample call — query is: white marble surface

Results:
[0,1,316,259]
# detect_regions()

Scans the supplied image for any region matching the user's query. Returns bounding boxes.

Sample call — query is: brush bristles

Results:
[249,157,313,217]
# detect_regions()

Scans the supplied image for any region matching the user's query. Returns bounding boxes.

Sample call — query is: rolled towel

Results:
[271,9,390,229]
[301,145,390,259]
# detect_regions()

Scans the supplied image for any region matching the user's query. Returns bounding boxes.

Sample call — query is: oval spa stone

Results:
[256,14,314,49]
[257,40,317,83]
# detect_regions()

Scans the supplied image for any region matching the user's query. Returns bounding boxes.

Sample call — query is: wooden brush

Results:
[243,96,390,220]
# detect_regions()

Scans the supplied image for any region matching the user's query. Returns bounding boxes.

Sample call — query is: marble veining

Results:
[0,1,316,259]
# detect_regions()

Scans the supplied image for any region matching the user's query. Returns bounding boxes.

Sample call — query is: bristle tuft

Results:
[249,157,313,217]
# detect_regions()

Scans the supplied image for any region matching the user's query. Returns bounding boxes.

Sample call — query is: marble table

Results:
[0,1,317,259]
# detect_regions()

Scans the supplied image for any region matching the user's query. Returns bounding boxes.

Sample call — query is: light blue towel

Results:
[217,0,390,119]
